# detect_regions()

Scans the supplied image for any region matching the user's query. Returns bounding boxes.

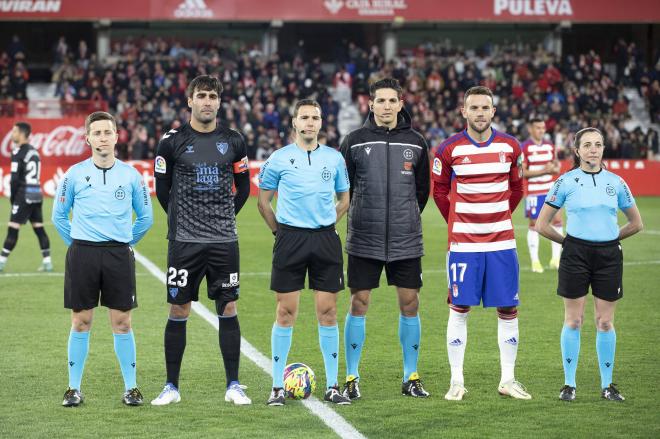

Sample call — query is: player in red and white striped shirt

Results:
[433,86,531,401]
[521,116,562,273]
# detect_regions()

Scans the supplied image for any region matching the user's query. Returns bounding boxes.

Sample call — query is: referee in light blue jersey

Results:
[536,127,643,403]
[52,111,153,408]
[257,99,351,406]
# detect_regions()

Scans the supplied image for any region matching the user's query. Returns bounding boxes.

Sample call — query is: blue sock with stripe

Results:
[113,331,137,391]
[271,324,292,388]
[319,324,340,389]
[344,314,365,379]
[596,329,616,389]
[399,315,421,381]
[67,330,89,390]
[560,325,580,387]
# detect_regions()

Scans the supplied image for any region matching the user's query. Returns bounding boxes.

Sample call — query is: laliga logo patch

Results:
[155,156,167,174]
[216,142,228,155]
[432,157,442,175]
[499,151,506,163]
[169,287,178,298]
[403,149,413,160]
[114,186,126,200]
[452,283,459,297]
[321,167,331,182]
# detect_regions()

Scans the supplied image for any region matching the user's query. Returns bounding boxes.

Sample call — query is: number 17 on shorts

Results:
[446,250,520,308]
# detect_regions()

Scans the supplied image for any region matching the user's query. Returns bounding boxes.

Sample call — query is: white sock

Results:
[43,256,52,264]
[498,317,518,385]
[527,229,540,262]
[551,226,563,260]
[447,309,468,385]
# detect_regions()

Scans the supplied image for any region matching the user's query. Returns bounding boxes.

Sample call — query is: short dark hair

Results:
[464,86,494,104]
[14,121,31,138]
[369,77,403,99]
[85,111,117,134]
[528,115,545,124]
[186,75,223,98]
[293,99,322,118]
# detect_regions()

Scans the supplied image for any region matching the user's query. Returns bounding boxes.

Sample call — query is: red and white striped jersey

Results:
[433,129,524,253]
[521,139,557,196]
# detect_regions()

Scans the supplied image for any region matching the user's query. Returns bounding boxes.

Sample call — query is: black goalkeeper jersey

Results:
[10,143,43,205]
[154,123,249,243]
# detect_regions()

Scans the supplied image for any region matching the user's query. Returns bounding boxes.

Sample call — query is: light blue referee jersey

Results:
[52,158,153,246]
[545,167,635,242]
[258,143,349,228]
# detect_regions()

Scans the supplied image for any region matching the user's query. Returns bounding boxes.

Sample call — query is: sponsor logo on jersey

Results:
[461,156,471,164]
[155,156,167,174]
[364,146,371,155]
[194,162,220,189]
[216,142,228,155]
[185,145,194,153]
[432,157,442,175]
[403,149,413,160]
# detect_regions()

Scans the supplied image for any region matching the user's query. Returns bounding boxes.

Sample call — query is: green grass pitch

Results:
[0,196,658,438]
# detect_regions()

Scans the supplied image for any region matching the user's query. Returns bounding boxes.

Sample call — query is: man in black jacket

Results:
[340,77,430,400]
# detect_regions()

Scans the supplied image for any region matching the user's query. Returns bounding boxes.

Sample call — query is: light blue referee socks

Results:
[596,329,616,389]
[344,314,366,380]
[67,330,89,390]
[560,325,581,387]
[318,324,339,389]
[113,331,137,391]
[399,314,421,380]
[271,324,293,388]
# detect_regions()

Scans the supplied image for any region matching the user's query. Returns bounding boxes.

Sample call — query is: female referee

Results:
[535,127,643,402]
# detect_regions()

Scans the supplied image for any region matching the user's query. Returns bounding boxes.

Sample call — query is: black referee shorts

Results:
[558,235,623,302]
[347,254,423,290]
[64,240,137,311]
[271,224,344,293]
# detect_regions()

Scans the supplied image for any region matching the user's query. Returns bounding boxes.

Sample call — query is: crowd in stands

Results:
[1,35,30,105]
[4,33,660,160]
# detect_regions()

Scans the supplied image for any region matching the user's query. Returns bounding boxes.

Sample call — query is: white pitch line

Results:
[132,249,366,439]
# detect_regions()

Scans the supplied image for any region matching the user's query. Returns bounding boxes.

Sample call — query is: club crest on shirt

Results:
[217,142,229,155]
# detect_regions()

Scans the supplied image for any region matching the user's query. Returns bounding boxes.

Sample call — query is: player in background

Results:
[52,111,153,407]
[536,127,643,402]
[521,116,562,273]
[340,78,430,400]
[0,122,52,272]
[151,75,252,406]
[258,99,351,406]
[433,86,531,401]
